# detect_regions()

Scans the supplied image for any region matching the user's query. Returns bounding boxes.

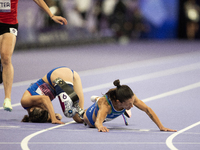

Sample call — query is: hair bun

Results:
[113,79,121,88]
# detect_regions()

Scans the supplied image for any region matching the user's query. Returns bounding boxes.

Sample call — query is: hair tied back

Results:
[113,79,121,88]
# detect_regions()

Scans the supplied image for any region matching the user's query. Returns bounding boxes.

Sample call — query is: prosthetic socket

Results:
[53,78,84,118]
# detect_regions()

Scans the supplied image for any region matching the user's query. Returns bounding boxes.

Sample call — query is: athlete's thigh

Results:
[0,33,16,56]
[53,68,73,81]
[0,35,3,46]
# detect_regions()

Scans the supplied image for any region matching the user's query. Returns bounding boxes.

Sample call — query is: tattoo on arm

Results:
[147,109,154,120]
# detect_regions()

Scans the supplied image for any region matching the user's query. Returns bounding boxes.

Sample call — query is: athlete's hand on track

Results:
[52,120,65,124]
[160,127,177,132]
[98,126,109,132]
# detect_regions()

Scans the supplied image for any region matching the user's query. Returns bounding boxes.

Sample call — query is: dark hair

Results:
[106,79,134,103]
[21,108,49,123]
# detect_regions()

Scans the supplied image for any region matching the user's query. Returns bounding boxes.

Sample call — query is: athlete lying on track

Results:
[83,79,177,132]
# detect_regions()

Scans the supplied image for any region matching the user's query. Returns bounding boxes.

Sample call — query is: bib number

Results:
[0,0,11,12]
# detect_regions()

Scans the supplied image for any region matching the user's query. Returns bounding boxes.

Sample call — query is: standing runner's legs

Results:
[0,33,16,111]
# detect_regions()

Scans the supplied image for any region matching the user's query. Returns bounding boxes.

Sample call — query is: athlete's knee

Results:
[1,55,12,66]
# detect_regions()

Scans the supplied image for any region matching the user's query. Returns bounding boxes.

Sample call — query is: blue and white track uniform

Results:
[86,95,126,126]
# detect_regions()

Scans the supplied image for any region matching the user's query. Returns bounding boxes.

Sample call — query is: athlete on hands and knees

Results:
[21,67,84,124]
[83,79,177,132]
[0,0,67,112]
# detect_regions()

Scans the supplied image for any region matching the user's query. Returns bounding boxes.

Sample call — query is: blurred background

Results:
[15,0,200,50]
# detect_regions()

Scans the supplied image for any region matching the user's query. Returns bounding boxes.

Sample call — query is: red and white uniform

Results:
[0,0,18,24]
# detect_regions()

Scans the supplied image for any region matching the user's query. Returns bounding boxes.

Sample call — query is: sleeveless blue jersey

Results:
[95,95,126,122]
[86,95,126,126]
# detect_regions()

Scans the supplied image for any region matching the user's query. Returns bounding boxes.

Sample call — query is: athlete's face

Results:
[121,96,135,110]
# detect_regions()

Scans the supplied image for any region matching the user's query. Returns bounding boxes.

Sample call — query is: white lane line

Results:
[166,121,200,150]
[79,50,200,76]
[0,79,37,89]
[21,121,75,150]
[2,141,200,145]
[28,142,166,145]
[3,142,167,145]
[142,82,200,102]
[0,142,21,144]
[168,142,200,145]
[27,142,200,145]
[0,103,21,110]
[83,62,200,93]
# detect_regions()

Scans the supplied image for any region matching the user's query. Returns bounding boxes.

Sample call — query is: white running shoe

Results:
[91,96,100,103]
[3,98,12,112]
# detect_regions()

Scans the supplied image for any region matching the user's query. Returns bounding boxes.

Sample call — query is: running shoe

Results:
[3,98,12,112]
[91,96,100,102]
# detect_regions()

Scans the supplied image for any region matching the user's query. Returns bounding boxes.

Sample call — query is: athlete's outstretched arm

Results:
[133,95,177,132]
[33,0,67,25]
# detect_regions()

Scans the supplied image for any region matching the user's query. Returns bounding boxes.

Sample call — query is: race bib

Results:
[9,28,18,36]
[0,0,11,12]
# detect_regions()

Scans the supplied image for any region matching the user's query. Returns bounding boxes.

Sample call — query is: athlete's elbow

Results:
[144,106,152,114]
